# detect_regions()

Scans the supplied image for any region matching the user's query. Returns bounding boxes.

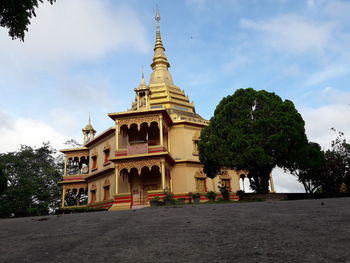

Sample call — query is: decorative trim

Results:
[118,115,160,130]
[194,169,207,178]
[103,179,111,187]
[118,158,162,173]
[91,149,98,157]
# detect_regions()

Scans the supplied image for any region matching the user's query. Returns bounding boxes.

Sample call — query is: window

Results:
[193,140,199,155]
[195,178,206,193]
[103,186,110,200]
[221,179,231,192]
[91,156,97,170]
[91,190,96,203]
[192,131,200,156]
[104,149,110,165]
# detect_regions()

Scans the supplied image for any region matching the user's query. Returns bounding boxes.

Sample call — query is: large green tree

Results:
[0,143,62,217]
[0,0,55,41]
[198,88,308,193]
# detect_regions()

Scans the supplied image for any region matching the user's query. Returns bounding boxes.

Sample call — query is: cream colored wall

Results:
[88,171,115,203]
[228,169,242,192]
[168,124,202,161]
[118,172,130,194]
[171,162,202,193]
[88,133,116,173]
[171,163,242,195]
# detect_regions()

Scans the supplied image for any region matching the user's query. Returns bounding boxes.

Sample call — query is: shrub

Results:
[192,193,201,203]
[177,198,186,204]
[205,191,217,201]
[218,184,230,201]
[150,196,163,207]
[163,190,175,205]
[236,190,245,197]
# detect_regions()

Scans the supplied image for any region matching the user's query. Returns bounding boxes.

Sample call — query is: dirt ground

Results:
[0,198,349,263]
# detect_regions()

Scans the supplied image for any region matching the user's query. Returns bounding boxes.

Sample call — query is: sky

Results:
[0,0,350,192]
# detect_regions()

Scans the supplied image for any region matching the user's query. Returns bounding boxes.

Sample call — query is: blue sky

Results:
[1,0,350,192]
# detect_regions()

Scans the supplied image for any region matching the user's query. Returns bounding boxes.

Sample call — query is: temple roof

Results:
[146,8,195,114]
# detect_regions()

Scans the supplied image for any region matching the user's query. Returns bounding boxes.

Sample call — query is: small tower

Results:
[134,73,151,110]
[82,116,96,144]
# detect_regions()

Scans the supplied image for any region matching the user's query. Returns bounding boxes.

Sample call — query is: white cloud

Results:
[0,0,149,72]
[0,111,77,153]
[240,14,333,54]
[304,65,349,86]
[222,54,250,72]
[302,104,350,149]
[306,0,316,8]
[273,168,305,193]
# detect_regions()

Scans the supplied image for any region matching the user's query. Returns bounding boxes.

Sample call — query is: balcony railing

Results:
[116,144,167,157]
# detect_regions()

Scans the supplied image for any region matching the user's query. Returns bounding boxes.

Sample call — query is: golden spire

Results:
[139,71,147,88]
[149,6,173,85]
[82,114,96,144]
[83,114,95,133]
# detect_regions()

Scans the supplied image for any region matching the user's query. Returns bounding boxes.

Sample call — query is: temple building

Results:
[59,10,267,210]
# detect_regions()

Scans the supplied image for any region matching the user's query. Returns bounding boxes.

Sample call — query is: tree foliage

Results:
[198,88,308,193]
[291,129,350,194]
[0,0,55,41]
[289,142,325,194]
[0,143,62,217]
[0,166,6,195]
[320,130,350,194]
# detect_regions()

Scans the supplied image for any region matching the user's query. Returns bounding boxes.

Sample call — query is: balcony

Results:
[116,143,167,157]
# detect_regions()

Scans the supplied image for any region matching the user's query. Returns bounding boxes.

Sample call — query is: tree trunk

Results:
[248,167,272,194]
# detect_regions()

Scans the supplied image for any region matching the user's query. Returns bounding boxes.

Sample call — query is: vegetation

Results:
[289,129,350,194]
[0,143,62,217]
[163,190,175,205]
[0,166,6,195]
[289,142,325,194]
[319,130,350,194]
[0,0,56,41]
[198,88,308,193]
[205,191,216,201]
[218,184,230,201]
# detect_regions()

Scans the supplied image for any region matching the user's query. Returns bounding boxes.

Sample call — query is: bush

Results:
[163,190,175,205]
[150,196,163,207]
[192,193,201,203]
[236,190,245,197]
[218,184,230,201]
[205,191,217,201]
[188,192,193,203]
[177,198,186,204]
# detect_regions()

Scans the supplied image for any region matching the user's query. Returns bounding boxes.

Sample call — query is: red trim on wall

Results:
[63,176,85,181]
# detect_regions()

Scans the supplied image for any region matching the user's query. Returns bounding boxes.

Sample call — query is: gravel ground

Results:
[0,198,349,263]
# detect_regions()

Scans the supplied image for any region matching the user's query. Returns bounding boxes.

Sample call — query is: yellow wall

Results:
[89,133,115,173]
[88,171,115,203]
[168,124,201,160]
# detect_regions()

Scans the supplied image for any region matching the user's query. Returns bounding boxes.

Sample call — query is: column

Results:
[269,173,275,193]
[115,164,119,195]
[159,116,164,147]
[61,186,65,208]
[115,120,119,151]
[161,160,166,190]
[169,170,173,192]
[63,157,67,177]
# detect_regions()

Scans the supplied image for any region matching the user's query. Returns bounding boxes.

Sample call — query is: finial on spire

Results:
[82,113,96,144]
[140,67,146,86]
[155,5,160,30]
